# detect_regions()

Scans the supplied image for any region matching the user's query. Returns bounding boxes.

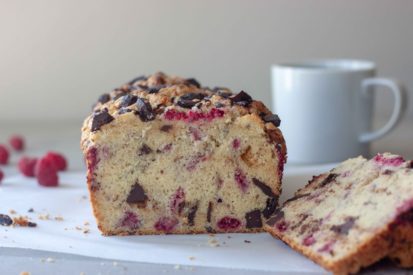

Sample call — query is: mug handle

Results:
[359,78,407,143]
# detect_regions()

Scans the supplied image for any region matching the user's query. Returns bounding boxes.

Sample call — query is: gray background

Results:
[0,0,412,124]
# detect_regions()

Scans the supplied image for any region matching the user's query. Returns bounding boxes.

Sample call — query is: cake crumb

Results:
[83,229,90,234]
[46,257,55,263]
[9,209,17,215]
[38,214,50,220]
[207,238,220,247]
[13,216,37,227]
[174,264,181,270]
[28,208,34,213]
[84,221,90,226]
[20,272,30,275]
[80,272,86,275]
[244,240,251,243]
[75,226,82,231]
[54,216,64,221]
[188,256,195,261]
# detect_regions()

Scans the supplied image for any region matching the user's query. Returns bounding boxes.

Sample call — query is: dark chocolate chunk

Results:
[118,107,132,115]
[0,214,13,226]
[320,173,338,187]
[187,202,199,226]
[407,161,413,169]
[212,87,232,98]
[119,94,138,107]
[205,225,215,233]
[284,193,311,204]
[113,90,127,100]
[230,91,252,106]
[185,78,201,88]
[180,93,206,101]
[148,85,166,94]
[91,109,114,132]
[98,93,111,104]
[177,98,197,108]
[266,210,284,226]
[136,98,155,121]
[245,209,263,228]
[207,202,213,223]
[126,182,148,207]
[28,222,37,227]
[160,125,173,132]
[252,178,276,197]
[128,75,147,85]
[331,216,357,235]
[263,114,281,127]
[138,144,153,156]
[263,197,278,219]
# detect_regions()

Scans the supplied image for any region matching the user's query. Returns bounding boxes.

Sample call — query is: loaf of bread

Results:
[81,72,286,235]
[264,153,413,275]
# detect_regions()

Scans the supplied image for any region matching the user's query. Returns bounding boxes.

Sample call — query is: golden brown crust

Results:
[265,223,394,275]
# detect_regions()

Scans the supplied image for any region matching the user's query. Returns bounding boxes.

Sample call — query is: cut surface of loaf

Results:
[81,72,286,235]
[264,153,413,275]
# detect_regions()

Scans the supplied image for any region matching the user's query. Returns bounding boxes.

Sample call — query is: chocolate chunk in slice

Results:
[263,197,278,219]
[136,98,155,121]
[245,209,263,229]
[330,216,357,235]
[252,178,276,197]
[185,78,201,88]
[187,202,199,226]
[91,109,114,132]
[128,75,147,85]
[0,214,13,226]
[98,93,111,104]
[119,94,138,107]
[230,90,252,106]
[320,173,339,187]
[263,114,281,127]
[207,202,213,223]
[138,144,153,156]
[284,193,311,204]
[266,210,285,226]
[160,125,173,132]
[126,183,148,207]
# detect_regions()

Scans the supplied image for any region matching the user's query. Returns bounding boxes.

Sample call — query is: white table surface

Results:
[0,118,412,275]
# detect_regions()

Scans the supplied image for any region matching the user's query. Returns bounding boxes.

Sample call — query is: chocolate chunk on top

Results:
[263,114,281,127]
[119,94,138,107]
[136,98,155,121]
[177,93,206,109]
[128,75,147,85]
[185,78,201,88]
[91,109,114,132]
[230,90,252,106]
[245,209,263,228]
[0,214,13,226]
[98,93,111,104]
[126,182,148,207]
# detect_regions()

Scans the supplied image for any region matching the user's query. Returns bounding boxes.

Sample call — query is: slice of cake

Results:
[264,153,413,275]
[81,72,286,235]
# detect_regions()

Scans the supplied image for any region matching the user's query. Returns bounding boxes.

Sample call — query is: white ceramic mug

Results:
[271,59,407,164]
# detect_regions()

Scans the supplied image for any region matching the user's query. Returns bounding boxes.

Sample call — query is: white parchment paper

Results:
[0,165,332,273]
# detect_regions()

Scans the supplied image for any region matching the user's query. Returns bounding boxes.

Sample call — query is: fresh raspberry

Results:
[35,157,59,187]
[0,145,9,165]
[45,151,67,171]
[170,187,185,214]
[120,211,140,229]
[9,135,25,151]
[0,169,4,183]
[234,168,249,192]
[18,157,38,177]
